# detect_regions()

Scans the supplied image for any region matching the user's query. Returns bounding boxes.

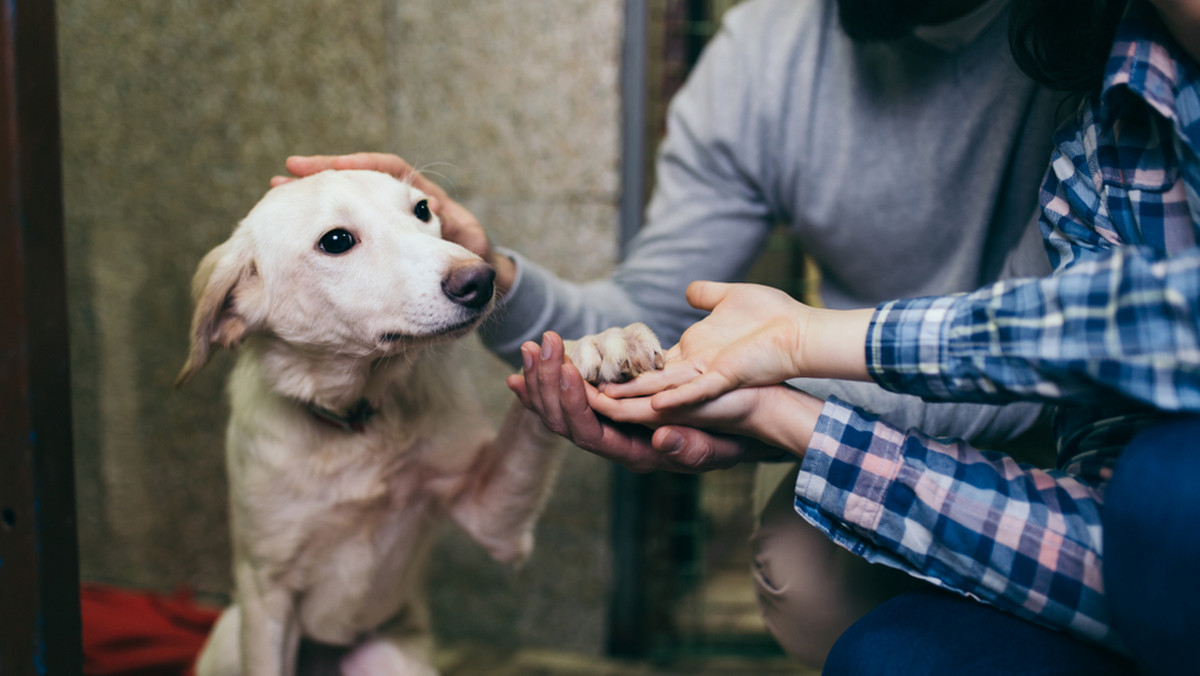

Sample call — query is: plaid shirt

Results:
[798,3,1200,649]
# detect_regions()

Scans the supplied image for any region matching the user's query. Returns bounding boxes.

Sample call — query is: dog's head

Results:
[176,170,494,386]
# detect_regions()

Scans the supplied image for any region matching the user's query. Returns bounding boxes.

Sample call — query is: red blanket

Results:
[81,583,221,676]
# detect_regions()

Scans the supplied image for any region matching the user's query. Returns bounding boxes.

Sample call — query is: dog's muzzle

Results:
[441,263,495,310]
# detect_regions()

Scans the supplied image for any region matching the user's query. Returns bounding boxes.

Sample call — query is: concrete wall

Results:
[59,0,623,653]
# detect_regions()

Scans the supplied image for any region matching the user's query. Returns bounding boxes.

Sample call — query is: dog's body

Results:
[179,170,661,675]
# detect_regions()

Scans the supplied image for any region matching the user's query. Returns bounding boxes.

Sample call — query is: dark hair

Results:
[1008,0,1131,92]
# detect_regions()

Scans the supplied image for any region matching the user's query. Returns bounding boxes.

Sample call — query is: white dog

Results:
[177,170,662,675]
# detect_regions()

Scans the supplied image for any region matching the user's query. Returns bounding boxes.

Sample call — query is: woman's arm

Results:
[595,382,1119,647]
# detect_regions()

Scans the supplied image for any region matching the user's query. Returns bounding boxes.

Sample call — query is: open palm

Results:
[606,281,810,409]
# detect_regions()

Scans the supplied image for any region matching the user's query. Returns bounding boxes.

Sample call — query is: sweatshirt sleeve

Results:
[478,3,777,366]
[866,244,1200,412]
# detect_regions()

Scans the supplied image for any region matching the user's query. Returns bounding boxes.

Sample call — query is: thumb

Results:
[685,281,734,312]
[652,426,743,471]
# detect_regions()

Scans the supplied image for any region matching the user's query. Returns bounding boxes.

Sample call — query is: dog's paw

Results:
[565,322,664,385]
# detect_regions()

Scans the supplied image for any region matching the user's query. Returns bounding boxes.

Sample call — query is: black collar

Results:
[306,398,378,433]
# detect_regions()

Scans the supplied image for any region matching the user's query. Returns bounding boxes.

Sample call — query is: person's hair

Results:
[1008,0,1131,92]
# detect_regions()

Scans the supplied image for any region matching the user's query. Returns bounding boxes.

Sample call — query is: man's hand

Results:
[272,152,515,294]
[506,331,770,473]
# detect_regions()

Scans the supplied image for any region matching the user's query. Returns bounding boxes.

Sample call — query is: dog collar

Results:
[306,399,378,433]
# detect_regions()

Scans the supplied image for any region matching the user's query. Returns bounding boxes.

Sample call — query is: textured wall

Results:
[59,0,622,653]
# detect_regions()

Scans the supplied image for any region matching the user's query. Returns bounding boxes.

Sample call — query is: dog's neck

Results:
[305,398,378,433]
[247,335,418,416]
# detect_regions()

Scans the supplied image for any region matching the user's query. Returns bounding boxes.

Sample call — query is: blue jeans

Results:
[1103,414,1200,675]
[823,415,1200,675]
[821,587,1134,675]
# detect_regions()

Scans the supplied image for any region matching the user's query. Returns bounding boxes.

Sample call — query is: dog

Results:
[176,169,662,675]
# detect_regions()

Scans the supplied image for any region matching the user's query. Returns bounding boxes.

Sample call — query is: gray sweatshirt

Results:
[480,0,1065,448]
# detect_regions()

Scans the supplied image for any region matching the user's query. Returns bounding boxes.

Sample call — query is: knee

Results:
[750,508,917,668]
[1104,415,1200,559]
[1106,415,1200,520]
[821,609,892,676]
[1103,415,1200,674]
[752,541,850,667]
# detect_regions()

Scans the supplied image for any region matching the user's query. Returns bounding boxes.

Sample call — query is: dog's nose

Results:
[442,263,495,310]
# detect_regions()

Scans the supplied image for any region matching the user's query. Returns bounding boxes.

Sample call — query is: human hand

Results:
[272,152,515,294]
[506,331,769,473]
[603,281,808,408]
[590,379,822,457]
[605,281,872,409]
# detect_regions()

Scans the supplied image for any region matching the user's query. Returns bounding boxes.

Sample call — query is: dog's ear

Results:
[175,237,263,387]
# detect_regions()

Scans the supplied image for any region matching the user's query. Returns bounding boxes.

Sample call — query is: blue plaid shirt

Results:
[798,3,1200,649]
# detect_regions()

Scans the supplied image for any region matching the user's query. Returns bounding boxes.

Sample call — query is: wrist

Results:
[801,307,872,381]
[750,386,824,459]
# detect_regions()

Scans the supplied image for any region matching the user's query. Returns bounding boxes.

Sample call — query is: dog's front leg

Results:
[448,402,564,564]
[236,560,301,675]
[450,323,663,564]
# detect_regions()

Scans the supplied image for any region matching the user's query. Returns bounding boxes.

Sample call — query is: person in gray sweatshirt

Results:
[282,0,1081,667]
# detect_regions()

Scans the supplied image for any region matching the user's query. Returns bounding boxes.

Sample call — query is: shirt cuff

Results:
[867,295,961,400]
[792,396,947,586]
[795,396,901,538]
[476,247,545,366]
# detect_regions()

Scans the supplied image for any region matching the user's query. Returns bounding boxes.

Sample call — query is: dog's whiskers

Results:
[413,161,459,193]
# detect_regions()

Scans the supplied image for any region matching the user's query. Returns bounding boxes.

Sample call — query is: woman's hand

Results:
[272,152,515,295]
[605,281,873,409]
[589,378,824,458]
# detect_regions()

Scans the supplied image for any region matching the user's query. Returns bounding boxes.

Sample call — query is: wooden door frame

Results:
[0,1,83,673]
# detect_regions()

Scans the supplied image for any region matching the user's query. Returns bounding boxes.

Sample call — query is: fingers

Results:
[438,203,490,260]
[533,333,568,433]
[285,152,413,178]
[649,371,736,410]
[600,361,701,399]
[278,153,451,201]
[520,332,576,437]
[505,372,529,407]
[685,280,734,312]
[587,386,662,424]
[271,154,398,187]
[601,361,736,411]
[557,362,607,448]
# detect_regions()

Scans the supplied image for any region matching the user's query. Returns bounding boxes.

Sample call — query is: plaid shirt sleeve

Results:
[797,397,1118,646]
[866,244,1200,411]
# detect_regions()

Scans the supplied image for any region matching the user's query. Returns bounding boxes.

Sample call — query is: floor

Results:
[437,500,821,676]
[440,466,822,675]
[436,644,816,676]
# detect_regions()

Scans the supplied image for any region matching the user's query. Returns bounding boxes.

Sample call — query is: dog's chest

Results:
[249,434,463,643]
[289,471,443,642]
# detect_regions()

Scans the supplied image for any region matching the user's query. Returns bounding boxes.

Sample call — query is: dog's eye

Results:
[318,228,356,255]
[413,199,431,223]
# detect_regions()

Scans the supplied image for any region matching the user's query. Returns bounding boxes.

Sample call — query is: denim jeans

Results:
[1103,414,1200,676]
[821,586,1134,675]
